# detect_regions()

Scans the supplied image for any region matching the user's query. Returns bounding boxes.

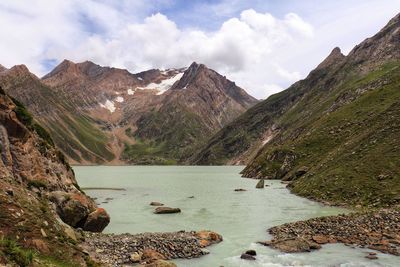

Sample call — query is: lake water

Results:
[75,166,400,267]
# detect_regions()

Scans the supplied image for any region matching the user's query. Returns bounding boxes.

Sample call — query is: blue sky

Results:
[0,0,399,98]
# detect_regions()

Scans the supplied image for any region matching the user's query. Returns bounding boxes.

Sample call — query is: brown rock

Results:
[83,208,110,232]
[142,249,166,263]
[312,235,329,244]
[30,239,49,253]
[154,207,181,214]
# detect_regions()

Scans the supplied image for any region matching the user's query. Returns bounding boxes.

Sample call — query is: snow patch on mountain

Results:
[127,88,135,95]
[100,100,116,113]
[145,72,184,95]
[138,77,143,81]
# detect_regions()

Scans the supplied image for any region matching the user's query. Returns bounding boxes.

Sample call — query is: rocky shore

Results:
[81,230,222,266]
[260,209,400,257]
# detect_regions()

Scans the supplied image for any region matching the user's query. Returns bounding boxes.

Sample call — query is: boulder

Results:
[256,179,265,189]
[150,202,164,206]
[240,253,256,260]
[234,188,246,192]
[271,239,321,253]
[60,198,90,227]
[245,249,257,256]
[154,207,181,214]
[83,208,110,232]
[195,230,223,247]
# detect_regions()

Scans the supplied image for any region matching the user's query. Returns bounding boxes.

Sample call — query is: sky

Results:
[0,0,399,99]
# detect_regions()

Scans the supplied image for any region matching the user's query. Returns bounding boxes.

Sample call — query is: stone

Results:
[154,207,181,214]
[245,249,256,256]
[130,252,142,263]
[312,235,329,244]
[83,208,110,232]
[195,230,223,247]
[234,188,246,191]
[150,202,164,206]
[271,239,319,253]
[240,253,256,260]
[365,254,378,260]
[64,226,77,241]
[256,179,264,189]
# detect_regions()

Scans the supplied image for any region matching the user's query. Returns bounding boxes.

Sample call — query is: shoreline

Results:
[260,209,400,258]
[81,230,222,266]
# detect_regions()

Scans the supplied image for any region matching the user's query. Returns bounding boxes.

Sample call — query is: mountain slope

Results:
[1,60,257,165]
[193,13,400,207]
[0,88,107,266]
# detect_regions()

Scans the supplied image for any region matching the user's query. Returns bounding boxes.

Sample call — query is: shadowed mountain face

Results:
[192,13,400,207]
[0,60,257,165]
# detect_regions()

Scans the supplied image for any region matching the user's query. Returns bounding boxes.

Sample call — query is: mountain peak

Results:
[315,47,345,70]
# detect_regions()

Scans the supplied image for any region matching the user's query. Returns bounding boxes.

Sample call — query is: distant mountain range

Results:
[192,13,400,207]
[0,60,258,165]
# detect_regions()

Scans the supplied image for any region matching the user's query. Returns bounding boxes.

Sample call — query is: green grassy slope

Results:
[243,62,400,207]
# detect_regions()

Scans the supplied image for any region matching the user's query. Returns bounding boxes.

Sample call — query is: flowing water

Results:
[75,166,400,267]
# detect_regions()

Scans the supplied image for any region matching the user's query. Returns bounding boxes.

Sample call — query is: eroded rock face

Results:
[0,90,108,265]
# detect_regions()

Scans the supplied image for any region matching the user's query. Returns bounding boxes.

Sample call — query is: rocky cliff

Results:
[0,61,257,165]
[193,13,400,207]
[0,89,108,266]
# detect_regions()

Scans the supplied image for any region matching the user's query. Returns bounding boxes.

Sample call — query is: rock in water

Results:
[245,249,257,256]
[240,253,256,260]
[83,208,110,232]
[150,202,164,206]
[154,207,181,214]
[256,179,265,188]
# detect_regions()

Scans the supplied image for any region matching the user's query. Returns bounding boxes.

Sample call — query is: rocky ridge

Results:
[0,60,258,165]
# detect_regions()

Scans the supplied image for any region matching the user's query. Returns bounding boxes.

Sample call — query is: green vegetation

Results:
[0,238,34,267]
[11,97,55,147]
[243,61,400,207]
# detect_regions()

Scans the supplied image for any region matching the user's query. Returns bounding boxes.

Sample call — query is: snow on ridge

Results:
[127,88,135,95]
[100,100,116,113]
[145,72,184,95]
[115,96,124,103]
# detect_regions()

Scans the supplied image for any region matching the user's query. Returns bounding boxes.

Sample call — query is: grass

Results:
[242,61,400,207]
[0,238,34,267]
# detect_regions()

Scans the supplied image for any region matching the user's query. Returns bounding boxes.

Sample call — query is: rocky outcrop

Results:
[0,89,108,265]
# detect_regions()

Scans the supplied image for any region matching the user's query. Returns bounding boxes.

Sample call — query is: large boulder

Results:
[195,230,223,247]
[83,208,110,232]
[49,192,91,227]
[154,207,181,214]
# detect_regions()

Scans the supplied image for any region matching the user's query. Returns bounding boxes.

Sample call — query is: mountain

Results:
[0,88,108,265]
[192,13,400,207]
[0,60,258,165]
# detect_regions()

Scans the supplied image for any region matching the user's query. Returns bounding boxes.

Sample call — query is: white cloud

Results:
[0,1,398,99]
